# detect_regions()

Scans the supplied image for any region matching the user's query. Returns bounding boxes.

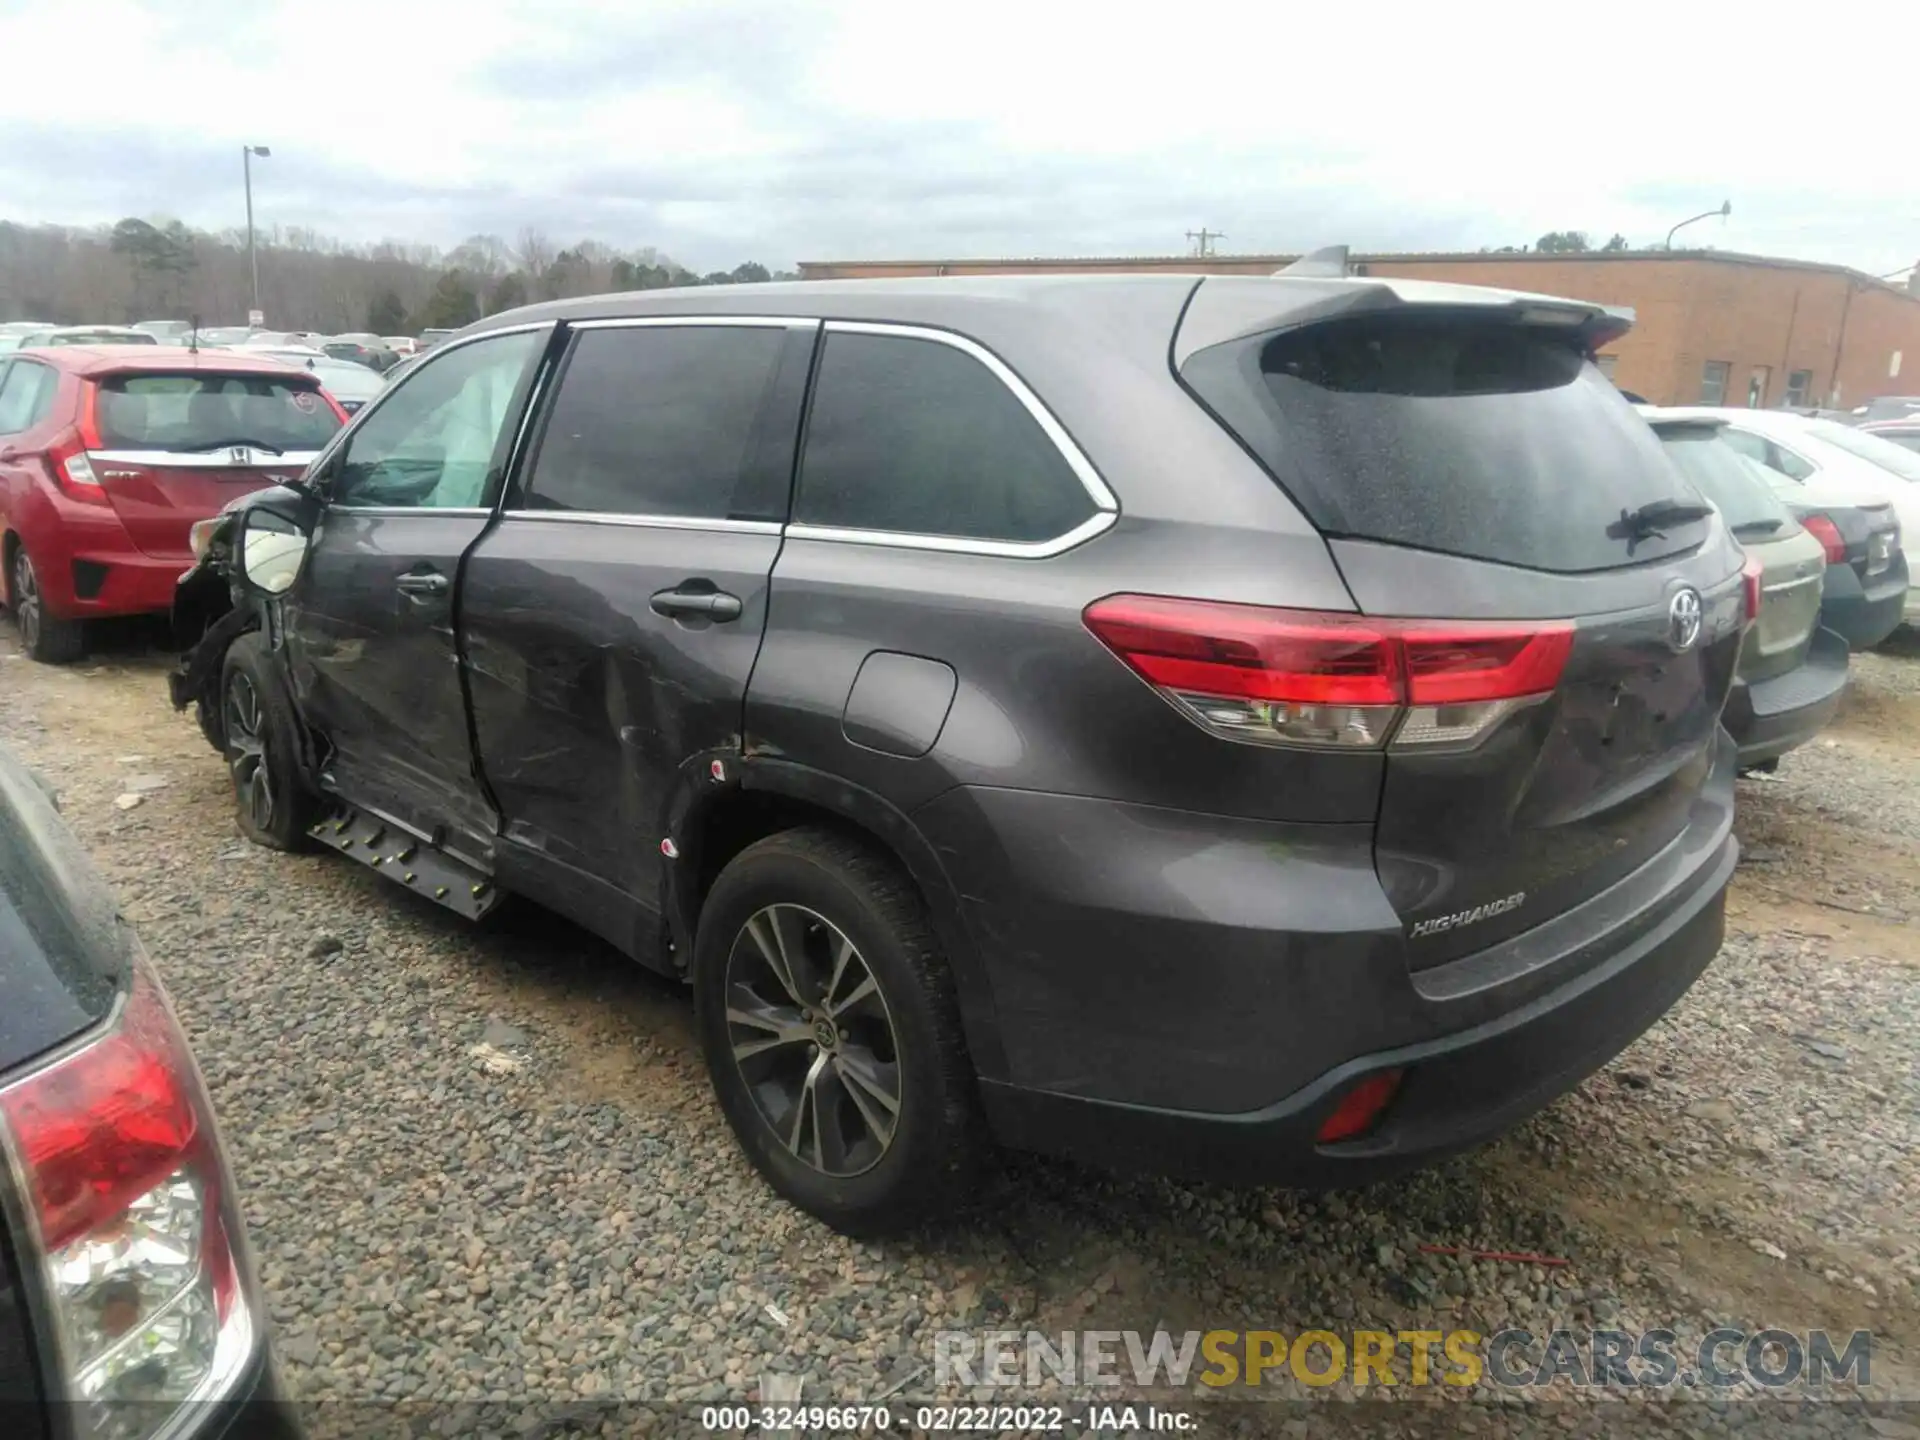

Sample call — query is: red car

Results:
[0,346,346,662]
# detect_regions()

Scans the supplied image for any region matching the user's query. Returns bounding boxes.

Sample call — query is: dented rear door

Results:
[461,319,815,920]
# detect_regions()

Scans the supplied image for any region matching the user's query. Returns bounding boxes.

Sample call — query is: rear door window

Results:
[522,325,798,521]
[1181,314,1709,573]
[93,373,342,453]
[0,361,56,434]
[1655,429,1797,534]
[794,329,1098,544]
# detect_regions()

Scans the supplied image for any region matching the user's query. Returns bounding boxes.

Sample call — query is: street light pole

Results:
[1665,199,1731,251]
[243,144,272,322]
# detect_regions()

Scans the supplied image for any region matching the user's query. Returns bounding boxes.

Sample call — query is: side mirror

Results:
[236,506,312,596]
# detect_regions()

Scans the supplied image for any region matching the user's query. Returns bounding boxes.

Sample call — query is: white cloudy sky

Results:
[0,0,1913,275]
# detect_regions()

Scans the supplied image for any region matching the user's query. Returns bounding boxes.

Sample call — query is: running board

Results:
[308,804,503,921]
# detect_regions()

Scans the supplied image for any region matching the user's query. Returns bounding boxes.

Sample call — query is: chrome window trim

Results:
[569,315,818,332]
[497,510,783,536]
[820,319,1120,514]
[327,506,495,519]
[785,510,1118,560]
[89,448,322,468]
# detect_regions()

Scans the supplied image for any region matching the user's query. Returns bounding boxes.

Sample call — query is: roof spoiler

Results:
[1273,245,1349,278]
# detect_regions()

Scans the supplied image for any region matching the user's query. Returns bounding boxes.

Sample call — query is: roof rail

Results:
[1274,245,1350,278]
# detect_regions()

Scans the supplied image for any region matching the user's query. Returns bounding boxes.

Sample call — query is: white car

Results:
[1653,407,1920,542]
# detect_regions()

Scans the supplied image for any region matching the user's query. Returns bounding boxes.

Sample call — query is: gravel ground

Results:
[1,617,1915,1439]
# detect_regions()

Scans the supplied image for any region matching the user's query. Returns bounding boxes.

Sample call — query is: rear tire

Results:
[693,827,985,1236]
[220,633,316,850]
[9,545,86,664]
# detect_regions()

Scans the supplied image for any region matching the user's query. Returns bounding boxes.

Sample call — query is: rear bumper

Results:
[1721,626,1850,766]
[917,734,1738,1186]
[5,483,184,621]
[1818,558,1907,650]
[981,863,1728,1187]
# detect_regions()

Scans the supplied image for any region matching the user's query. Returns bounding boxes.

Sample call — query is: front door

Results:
[284,325,548,859]
[461,318,814,941]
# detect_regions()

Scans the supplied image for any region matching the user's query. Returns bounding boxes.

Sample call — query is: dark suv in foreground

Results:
[171,276,1748,1234]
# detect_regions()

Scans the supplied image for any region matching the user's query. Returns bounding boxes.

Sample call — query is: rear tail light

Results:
[1316,1070,1404,1144]
[1740,554,1764,627]
[0,961,256,1435]
[1083,595,1574,751]
[1801,514,1847,565]
[44,429,110,507]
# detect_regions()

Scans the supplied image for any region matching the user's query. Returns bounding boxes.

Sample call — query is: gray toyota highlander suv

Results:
[168,275,1748,1234]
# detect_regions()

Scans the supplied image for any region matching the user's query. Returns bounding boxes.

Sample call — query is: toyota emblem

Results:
[1667,587,1703,653]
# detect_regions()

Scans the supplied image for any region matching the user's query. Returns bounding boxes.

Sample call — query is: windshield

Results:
[1655,429,1797,533]
[1182,314,1706,573]
[94,373,344,453]
[1808,419,1920,483]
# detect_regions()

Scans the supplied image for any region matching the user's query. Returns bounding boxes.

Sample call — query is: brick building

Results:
[796,251,1920,410]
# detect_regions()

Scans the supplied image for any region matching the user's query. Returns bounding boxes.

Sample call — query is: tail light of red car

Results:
[1084,595,1574,751]
[41,385,111,505]
[0,958,257,1434]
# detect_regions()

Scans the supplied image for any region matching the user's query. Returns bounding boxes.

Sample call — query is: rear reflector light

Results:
[1316,1070,1404,1144]
[1083,596,1573,750]
[1740,554,1764,626]
[1801,514,1847,565]
[0,961,255,1433]
[44,430,110,507]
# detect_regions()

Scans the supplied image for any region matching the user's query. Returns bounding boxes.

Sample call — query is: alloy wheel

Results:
[723,903,902,1177]
[223,671,276,833]
[12,550,39,655]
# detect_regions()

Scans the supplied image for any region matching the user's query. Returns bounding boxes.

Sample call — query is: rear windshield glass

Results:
[94,373,343,453]
[1181,314,1707,573]
[1655,429,1797,534]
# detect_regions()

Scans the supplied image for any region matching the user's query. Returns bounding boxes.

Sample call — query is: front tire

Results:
[9,545,85,664]
[693,828,985,1236]
[220,633,316,850]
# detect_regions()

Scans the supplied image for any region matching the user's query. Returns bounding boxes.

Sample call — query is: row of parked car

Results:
[1635,404,1916,769]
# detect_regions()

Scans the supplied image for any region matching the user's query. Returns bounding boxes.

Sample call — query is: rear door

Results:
[462,318,814,921]
[86,371,342,558]
[1180,299,1746,967]
[283,326,549,855]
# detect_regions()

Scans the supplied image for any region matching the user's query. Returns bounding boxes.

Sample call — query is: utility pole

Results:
[1187,228,1225,259]
[243,144,272,324]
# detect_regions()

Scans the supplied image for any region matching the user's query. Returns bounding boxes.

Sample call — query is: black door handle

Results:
[395,571,449,597]
[650,586,743,622]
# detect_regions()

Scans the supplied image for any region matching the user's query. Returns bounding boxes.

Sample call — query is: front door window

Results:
[332,330,543,510]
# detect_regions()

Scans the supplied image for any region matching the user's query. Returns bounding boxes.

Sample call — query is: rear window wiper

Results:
[1607,499,1715,544]
[1731,517,1785,538]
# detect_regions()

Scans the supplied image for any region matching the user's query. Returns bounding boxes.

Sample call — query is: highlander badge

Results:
[1410,892,1526,938]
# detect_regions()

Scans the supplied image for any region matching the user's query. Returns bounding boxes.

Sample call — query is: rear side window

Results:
[0,361,57,434]
[795,330,1097,544]
[1655,429,1796,534]
[93,373,342,453]
[1182,314,1706,573]
[524,326,793,520]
